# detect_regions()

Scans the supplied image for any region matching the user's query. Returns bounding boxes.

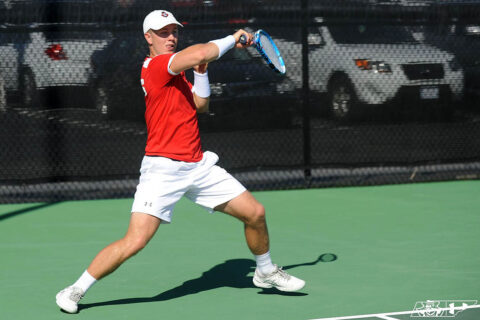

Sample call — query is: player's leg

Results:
[215,190,269,255]
[87,212,161,280]
[185,151,305,292]
[56,212,161,313]
[56,155,188,313]
[215,191,305,292]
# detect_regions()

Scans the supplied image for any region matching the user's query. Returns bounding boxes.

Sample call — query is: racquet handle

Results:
[239,34,255,45]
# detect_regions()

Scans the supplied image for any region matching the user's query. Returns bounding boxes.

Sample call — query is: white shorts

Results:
[131,151,246,223]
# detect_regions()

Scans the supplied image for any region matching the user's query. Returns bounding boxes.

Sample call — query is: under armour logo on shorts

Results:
[144,202,153,207]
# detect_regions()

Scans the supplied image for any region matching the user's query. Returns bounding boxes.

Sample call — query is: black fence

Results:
[1,0,480,203]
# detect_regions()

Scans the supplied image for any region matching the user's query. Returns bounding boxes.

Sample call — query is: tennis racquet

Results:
[240,30,286,74]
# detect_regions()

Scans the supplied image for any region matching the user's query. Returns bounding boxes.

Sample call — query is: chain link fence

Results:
[1,0,479,203]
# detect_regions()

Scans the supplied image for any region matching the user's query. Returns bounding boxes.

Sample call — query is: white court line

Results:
[310,304,480,320]
[376,315,399,320]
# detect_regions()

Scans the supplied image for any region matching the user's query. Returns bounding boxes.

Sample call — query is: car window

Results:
[328,25,418,44]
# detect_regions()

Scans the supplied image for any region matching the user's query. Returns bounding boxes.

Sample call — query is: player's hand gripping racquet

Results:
[240,30,286,74]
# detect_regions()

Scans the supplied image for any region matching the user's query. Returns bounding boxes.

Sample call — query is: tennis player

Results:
[56,10,305,313]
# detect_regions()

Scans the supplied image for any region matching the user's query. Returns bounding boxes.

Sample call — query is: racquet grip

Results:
[239,34,248,45]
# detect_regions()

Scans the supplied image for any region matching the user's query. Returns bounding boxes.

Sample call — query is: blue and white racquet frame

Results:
[240,30,286,74]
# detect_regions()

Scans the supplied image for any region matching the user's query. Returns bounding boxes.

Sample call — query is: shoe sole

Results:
[253,277,306,292]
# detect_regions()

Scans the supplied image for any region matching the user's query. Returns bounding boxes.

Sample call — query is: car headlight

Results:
[448,57,461,72]
[354,59,392,73]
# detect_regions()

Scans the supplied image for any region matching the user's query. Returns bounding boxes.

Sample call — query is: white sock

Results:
[255,251,276,275]
[72,270,97,294]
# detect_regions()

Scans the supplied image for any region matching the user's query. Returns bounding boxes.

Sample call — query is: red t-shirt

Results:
[141,54,203,162]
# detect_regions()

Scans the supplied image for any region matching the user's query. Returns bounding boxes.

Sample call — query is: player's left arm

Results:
[193,93,209,113]
[192,63,210,113]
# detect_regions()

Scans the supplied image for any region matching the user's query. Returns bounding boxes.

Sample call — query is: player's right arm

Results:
[169,29,253,74]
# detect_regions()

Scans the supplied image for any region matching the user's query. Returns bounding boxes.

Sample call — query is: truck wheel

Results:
[328,76,358,121]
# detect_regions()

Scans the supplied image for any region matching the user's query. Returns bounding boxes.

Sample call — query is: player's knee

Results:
[125,236,149,256]
[248,203,266,226]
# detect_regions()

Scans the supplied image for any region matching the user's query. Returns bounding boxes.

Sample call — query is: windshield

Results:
[328,25,418,44]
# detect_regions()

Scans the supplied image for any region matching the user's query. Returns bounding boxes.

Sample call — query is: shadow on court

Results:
[0,202,60,221]
[79,254,335,311]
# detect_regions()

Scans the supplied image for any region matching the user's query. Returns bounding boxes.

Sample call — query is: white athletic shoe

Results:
[56,286,84,313]
[253,265,305,292]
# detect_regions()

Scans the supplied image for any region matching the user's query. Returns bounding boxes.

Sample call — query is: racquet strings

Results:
[258,33,285,73]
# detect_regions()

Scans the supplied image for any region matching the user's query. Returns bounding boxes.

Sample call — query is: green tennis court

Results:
[1,180,479,320]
